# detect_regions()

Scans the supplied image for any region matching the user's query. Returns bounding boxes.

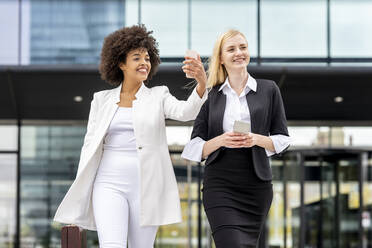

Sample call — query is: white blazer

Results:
[54,83,207,230]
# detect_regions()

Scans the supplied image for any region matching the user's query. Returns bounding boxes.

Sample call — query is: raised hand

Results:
[182,54,207,87]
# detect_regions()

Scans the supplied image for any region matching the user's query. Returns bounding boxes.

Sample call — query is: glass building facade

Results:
[29,0,126,64]
[1,0,372,65]
[1,124,372,248]
[1,0,372,247]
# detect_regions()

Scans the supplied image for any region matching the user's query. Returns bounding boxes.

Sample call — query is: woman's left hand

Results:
[241,133,275,152]
[182,54,207,88]
[241,133,258,148]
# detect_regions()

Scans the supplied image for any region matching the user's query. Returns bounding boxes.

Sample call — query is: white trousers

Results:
[92,150,158,248]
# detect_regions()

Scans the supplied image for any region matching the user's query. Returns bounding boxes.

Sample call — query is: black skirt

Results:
[202,148,273,247]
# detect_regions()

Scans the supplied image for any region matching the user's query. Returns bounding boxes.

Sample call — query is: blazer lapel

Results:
[95,85,121,140]
[132,83,151,141]
[246,86,257,134]
[99,102,118,134]
[210,89,226,136]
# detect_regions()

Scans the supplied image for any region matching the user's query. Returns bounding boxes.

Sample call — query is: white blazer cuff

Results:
[181,137,206,162]
[190,85,208,102]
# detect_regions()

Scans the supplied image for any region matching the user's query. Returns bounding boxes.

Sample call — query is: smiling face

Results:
[119,48,151,83]
[220,34,250,72]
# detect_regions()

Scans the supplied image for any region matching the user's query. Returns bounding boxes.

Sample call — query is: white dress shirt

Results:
[181,74,291,162]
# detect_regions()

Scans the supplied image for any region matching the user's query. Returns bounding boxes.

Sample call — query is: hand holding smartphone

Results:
[184,50,198,78]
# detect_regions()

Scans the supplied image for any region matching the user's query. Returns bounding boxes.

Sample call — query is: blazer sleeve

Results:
[191,97,209,141]
[76,93,98,177]
[270,83,290,154]
[180,98,210,162]
[163,86,207,121]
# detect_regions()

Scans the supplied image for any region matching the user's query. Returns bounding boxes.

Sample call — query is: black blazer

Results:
[191,79,289,181]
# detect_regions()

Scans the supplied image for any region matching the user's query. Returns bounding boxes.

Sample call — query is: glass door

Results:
[337,154,360,248]
[362,151,372,248]
[290,150,362,248]
[320,156,338,248]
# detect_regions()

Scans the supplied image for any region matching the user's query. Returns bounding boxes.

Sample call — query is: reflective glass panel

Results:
[125,0,139,27]
[20,125,92,247]
[261,0,327,57]
[343,127,372,147]
[0,154,17,247]
[338,156,360,247]
[331,0,372,57]
[22,0,125,64]
[268,158,285,247]
[0,126,18,151]
[191,0,257,57]
[142,0,188,57]
[363,152,372,246]
[0,0,19,65]
[285,153,301,248]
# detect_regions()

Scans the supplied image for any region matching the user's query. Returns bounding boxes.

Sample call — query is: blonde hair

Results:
[207,29,247,88]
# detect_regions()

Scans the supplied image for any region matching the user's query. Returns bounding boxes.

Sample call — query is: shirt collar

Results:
[218,73,257,96]
[113,82,148,103]
[134,82,147,99]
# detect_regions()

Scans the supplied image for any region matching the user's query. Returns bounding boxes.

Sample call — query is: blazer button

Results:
[138,146,142,150]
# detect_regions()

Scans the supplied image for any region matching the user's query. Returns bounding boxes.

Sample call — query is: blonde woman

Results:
[182,30,291,247]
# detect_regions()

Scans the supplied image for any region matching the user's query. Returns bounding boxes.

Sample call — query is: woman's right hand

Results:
[202,132,247,159]
[218,132,247,148]
[182,54,207,87]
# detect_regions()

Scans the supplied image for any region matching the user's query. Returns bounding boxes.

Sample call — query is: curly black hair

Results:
[99,24,160,86]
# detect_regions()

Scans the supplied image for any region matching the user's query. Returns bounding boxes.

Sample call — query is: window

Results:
[261,0,327,57]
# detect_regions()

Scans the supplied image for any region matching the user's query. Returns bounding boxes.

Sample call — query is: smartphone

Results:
[185,49,198,59]
[233,120,251,134]
[185,50,198,78]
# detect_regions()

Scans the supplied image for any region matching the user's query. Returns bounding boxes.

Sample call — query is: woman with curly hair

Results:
[182,30,291,247]
[54,24,207,247]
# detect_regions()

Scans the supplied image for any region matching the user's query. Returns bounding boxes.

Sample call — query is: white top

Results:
[103,107,137,151]
[181,74,291,162]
